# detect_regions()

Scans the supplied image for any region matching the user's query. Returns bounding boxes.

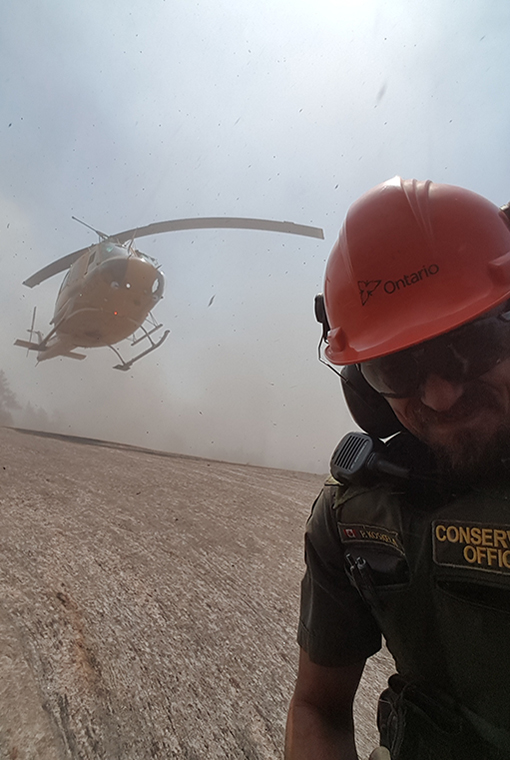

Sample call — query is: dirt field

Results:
[0,427,392,759]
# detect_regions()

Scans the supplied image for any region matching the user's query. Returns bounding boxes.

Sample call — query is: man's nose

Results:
[419,374,465,411]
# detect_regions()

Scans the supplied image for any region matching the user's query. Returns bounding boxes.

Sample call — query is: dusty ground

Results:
[0,427,393,759]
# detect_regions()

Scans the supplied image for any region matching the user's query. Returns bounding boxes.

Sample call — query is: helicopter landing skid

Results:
[111,329,170,371]
[131,322,163,346]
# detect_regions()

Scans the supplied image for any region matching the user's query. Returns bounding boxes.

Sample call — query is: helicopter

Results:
[15,216,324,371]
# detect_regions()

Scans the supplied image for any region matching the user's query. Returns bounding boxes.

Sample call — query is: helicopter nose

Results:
[100,258,129,286]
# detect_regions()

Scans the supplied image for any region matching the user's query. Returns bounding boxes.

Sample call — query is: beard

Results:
[402,381,510,483]
[431,426,510,483]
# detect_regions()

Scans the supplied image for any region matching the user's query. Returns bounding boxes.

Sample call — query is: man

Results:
[285,177,510,759]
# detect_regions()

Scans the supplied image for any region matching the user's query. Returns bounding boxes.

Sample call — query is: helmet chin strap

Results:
[314,292,404,437]
[314,293,343,379]
[317,340,343,379]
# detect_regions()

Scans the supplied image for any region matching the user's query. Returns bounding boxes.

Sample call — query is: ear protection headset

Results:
[314,294,404,439]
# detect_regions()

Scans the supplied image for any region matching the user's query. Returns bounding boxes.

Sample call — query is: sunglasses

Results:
[359,306,510,399]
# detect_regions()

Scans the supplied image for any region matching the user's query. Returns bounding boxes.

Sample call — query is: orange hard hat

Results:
[324,176,510,365]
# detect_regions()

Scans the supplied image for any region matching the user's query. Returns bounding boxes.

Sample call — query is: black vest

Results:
[333,473,510,757]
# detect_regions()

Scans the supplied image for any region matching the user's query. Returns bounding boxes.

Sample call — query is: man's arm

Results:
[285,647,366,760]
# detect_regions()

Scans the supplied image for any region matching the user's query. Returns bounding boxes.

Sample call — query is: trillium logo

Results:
[358,280,382,305]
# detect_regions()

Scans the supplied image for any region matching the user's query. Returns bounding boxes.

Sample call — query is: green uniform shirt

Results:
[297,480,382,666]
[298,448,510,756]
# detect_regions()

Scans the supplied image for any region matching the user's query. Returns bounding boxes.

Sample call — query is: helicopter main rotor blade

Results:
[110,217,324,245]
[23,245,95,288]
[23,217,324,288]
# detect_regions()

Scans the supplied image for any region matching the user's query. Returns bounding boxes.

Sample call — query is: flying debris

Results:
[16,216,324,371]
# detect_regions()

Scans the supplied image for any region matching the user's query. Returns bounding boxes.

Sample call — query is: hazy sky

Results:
[1,0,509,472]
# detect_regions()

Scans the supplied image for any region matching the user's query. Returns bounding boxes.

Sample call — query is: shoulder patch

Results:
[338,523,405,555]
[433,520,510,574]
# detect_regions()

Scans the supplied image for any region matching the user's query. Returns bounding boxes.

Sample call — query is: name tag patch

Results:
[433,520,510,574]
[338,523,404,554]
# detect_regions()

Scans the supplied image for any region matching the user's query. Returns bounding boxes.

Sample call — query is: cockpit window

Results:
[97,242,128,261]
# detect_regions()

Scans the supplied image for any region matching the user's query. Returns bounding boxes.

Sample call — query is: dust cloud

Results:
[7,308,352,474]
